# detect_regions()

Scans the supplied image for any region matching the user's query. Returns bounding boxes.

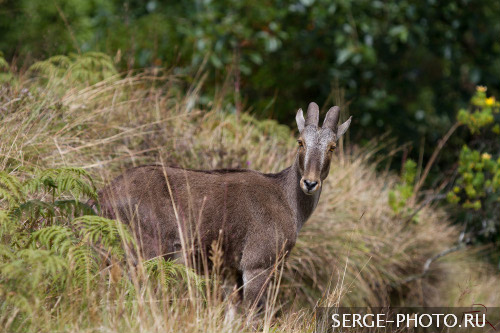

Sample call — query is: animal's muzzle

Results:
[300,178,320,195]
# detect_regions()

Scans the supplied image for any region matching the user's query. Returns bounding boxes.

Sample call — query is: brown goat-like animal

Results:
[97,102,351,309]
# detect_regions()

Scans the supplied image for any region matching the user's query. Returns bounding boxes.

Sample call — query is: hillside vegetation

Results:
[1,54,499,332]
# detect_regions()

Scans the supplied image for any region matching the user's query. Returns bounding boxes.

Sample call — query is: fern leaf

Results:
[29,52,117,86]
[1,249,68,289]
[30,225,76,256]
[68,244,99,288]
[73,215,134,248]
[0,243,15,261]
[24,167,97,200]
[0,171,25,208]
[0,209,18,239]
[144,257,205,291]
[9,199,56,222]
[54,199,97,218]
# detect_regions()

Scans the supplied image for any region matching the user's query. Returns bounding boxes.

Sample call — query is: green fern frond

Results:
[0,284,32,315]
[68,244,99,288]
[73,215,134,249]
[1,249,68,288]
[9,199,56,222]
[0,171,25,208]
[144,257,205,291]
[0,209,28,248]
[29,52,117,86]
[24,167,97,200]
[29,55,71,77]
[144,256,181,285]
[54,199,97,217]
[0,209,15,239]
[30,225,76,256]
[0,243,15,261]
[10,199,97,229]
[0,209,10,222]
[0,249,67,314]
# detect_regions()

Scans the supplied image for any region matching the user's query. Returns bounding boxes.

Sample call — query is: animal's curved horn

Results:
[305,102,320,127]
[322,106,340,132]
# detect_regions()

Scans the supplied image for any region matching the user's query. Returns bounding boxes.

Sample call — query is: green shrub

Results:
[448,87,500,244]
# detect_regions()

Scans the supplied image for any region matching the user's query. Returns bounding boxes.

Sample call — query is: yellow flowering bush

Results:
[448,87,500,242]
[457,87,500,134]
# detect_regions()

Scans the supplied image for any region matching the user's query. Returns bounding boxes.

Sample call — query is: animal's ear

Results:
[336,116,352,139]
[305,102,320,127]
[296,108,305,132]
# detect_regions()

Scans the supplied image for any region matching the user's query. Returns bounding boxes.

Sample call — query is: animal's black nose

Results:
[304,179,318,190]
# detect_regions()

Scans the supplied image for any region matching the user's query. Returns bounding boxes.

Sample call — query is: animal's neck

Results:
[275,156,321,232]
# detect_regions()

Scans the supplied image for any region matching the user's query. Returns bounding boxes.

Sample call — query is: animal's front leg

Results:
[242,267,272,311]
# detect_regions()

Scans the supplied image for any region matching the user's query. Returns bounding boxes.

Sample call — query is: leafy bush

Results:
[448,87,500,244]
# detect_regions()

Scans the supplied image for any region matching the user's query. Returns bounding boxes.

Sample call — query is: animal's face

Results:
[295,103,351,195]
[296,126,336,194]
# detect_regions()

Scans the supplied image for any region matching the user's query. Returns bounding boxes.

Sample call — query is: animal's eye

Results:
[329,144,336,152]
[297,140,304,148]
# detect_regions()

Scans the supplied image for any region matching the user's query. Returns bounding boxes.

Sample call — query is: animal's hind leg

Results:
[222,270,242,325]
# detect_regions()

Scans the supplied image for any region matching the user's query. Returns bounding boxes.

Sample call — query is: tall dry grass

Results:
[1,64,499,332]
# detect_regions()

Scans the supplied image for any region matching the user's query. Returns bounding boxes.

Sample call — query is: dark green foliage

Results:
[0,0,107,57]
[2,0,500,160]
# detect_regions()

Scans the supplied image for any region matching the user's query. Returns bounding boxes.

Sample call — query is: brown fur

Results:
[97,102,351,309]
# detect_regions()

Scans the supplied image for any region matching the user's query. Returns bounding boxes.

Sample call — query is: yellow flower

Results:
[485,96,495,106]
[482,153,491,160]
[477,85,487,92]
